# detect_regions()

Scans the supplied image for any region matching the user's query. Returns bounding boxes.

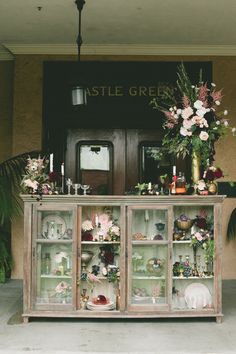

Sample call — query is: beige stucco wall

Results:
[0,60,14,162]
[4,54,236,279]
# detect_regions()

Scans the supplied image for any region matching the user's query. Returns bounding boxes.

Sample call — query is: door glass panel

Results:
[131,244,168,305]
[130,207,168,307]
[77,141,113,195]
[172,205,214,311]
[79,205,121,311]
[132,208,168,241]
[35,210,74,306]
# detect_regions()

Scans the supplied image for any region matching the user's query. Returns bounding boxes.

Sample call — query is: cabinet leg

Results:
[216,316,223,324]
[22,316,29,324]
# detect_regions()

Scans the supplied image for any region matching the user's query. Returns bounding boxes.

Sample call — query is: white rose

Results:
[196,108,207,118]
[177,109,182,115]
[211,83,216,87]
[216,120,220,125]
[194,100,203,110]
[199,131,209,141]
[224,120,229,127]
[183,119,194,130]
[215,100,221,106]
[182,107,193,119]
[224,110,228,115]
[180,127,189,136]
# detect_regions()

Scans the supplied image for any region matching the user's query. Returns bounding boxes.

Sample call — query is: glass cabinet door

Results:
[127,206,170,311]
[78,205,123,312]
[33,207,76,309]
[172,205,215,312]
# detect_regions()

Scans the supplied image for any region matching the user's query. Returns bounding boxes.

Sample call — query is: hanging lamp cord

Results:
[75,0,85,62]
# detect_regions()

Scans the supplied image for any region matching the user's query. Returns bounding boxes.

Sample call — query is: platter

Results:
[42,215,66,239]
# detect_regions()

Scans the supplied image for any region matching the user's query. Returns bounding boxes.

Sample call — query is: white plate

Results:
[184,283,212,309]
[86,301,115,311]
[42,215,66,239]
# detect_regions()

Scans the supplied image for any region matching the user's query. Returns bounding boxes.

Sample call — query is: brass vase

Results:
[191,151,201,184]
[207,180,218,195]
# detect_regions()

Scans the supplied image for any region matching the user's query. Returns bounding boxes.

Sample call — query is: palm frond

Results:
[0,151,42,224]
[227,208,236,242]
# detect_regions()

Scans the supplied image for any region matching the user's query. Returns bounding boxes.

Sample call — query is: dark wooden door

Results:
[65,128,169,195]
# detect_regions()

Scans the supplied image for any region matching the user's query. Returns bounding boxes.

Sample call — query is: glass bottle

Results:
[170,165,177,195]
[175,172,186,194]
[44,253,51,275]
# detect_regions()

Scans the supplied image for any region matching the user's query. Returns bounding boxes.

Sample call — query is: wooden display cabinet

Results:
[21,195,225,323]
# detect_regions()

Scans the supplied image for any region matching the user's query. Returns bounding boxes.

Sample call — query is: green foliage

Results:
[0,151,41,281]
[227,208,236,242]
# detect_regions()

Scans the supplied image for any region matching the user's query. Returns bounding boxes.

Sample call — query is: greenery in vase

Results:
[150,63,235,168]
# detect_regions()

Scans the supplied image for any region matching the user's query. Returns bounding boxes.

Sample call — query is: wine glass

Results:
[73,183,81,195]
[66,178,73,194]
[81,184,90,195]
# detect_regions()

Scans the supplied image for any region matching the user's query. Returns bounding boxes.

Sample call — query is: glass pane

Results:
[172,205,215,311]
[80,145,110,171]
[140,144,172,184]
[80,206,121,311]
[35,209,74,306]
[132,209,168,241]
[131,244,168,305]
[36,243,73,305]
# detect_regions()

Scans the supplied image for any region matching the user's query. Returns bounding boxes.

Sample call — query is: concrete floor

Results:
[0,280,236,354]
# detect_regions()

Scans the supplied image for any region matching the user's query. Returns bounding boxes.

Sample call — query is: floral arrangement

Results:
[203,165,223,182]
[21,156,50,194]
[21,155,61,197]
[106,265,120,283]
[82,220,94,232]
[55,281,72,301]
[151,63,235,168]
[81,213,120,242]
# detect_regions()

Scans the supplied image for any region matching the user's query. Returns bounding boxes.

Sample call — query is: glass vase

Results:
[191,151,201,184]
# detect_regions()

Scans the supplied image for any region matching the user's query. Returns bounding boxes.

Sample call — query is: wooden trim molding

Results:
[3,43,236,56]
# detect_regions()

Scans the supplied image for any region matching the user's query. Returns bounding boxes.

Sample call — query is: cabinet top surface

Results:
[20,194,226,205]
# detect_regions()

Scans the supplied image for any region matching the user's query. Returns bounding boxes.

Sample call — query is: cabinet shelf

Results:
[132,240,168,245]
[36,239,72,244]
[81,241,120,245]
[173,276,214,280]
[132,275,165,280]
[40,275,72,279]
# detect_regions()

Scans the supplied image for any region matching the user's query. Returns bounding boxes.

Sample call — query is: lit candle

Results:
[148,182,152,190]
[61,162,64,176]
[49,153,53,173]
[173,165,176,176]
[95,214,99,227]
[145,210,149,222]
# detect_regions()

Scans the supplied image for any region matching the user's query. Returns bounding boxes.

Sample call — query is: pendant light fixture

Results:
[72,0,87,106]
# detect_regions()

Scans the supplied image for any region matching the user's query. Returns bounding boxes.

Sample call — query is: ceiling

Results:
[1,0,236,59]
